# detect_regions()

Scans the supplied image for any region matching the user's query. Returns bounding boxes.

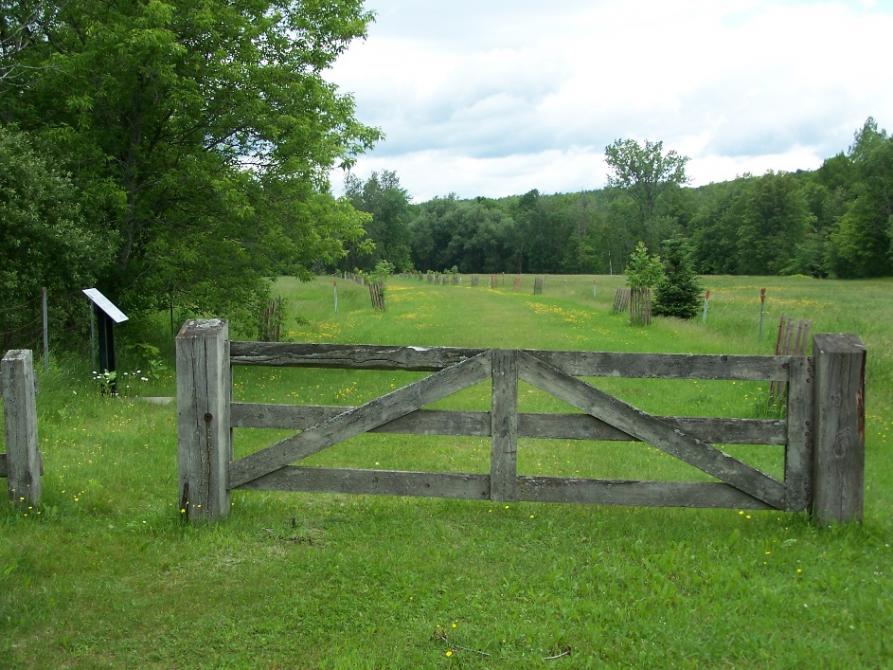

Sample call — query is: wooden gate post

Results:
[490,349,518,501]
[2,350,41,505]
[811,334,866,524]
[176,319,231,521]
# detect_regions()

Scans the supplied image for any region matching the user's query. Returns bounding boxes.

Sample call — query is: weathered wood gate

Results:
[176,320,865,525]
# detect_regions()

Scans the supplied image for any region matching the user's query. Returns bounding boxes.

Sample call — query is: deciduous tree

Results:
[2,0,380,314]
[604,138,688,246]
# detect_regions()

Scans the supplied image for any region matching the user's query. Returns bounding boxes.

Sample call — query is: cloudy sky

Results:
[329,0,893,202]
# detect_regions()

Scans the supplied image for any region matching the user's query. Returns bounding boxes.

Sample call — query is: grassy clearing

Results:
[1,274,892,668]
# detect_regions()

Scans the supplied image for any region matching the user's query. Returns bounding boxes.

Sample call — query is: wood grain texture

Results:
[812,333,866,524]
[530,350,790,381]
[519,413,786,445]
[517,477,772,509]
[228,352,491,488]
[230,341,483,371]
[236,466,490,500]
[2,349,41,505]
[784,356,813,511]
[231,402,784,445]
[490,349,519,501]
[229,341,790,380]
[517,351,786,509]
[176,320,232,521]
[231,403,491,435]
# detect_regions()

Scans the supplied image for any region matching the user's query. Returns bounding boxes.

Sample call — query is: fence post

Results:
[2,350,41,505]
[490,349,518,501]
[811,333,866,524]
[41,287,49,372]
[176,319,231,521]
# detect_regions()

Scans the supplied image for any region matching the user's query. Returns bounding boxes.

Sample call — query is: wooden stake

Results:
[41,287,48,371]
[758,288,767,339]
[2,350,41,505]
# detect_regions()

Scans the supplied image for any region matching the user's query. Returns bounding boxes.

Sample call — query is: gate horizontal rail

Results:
[178,321,866,525]
[230,341,792,380]
[231,403,786,445]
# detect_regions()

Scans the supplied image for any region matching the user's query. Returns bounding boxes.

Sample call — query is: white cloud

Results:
[330,0,893,200]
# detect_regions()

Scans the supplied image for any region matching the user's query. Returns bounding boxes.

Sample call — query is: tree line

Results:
[2,2,890,351]
[347,119,892,280]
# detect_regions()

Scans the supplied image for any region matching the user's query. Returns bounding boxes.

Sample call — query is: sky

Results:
[329,0,893,202]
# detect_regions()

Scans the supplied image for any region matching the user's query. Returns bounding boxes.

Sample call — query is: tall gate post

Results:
[2,350,41,505]
[490,349,518,501]
[811,334,866,524]
[176,320,231,521]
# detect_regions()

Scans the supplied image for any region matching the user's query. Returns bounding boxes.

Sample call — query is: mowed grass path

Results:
[1,275,891,668]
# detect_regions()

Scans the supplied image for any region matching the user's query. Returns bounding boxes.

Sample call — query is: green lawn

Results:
[1,274,891,668]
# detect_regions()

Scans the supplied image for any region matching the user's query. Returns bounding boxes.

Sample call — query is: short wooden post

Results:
[811,333,866,524]
[758,288,767,339]
[490,349,518,501]
[176,319,231,521]
[2,350,41,505]
[41,287,49,371]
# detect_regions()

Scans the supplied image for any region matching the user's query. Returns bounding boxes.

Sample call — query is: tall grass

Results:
[1,274,891,668]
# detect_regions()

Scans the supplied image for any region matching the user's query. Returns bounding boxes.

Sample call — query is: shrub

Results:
[653,237,702,319]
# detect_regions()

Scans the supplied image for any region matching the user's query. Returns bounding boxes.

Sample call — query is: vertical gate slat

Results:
[490,350,518,501]
[784,356,812,511]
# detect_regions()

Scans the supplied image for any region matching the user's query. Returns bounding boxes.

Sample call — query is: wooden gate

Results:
[176,321,865,525]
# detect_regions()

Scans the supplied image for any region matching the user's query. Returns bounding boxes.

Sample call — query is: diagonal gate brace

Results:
[517,351,786,509]
[229,351,491,488]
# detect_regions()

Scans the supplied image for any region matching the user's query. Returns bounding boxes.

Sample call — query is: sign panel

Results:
[82,288,128,324]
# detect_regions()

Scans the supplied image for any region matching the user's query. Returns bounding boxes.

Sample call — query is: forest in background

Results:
[345,118,893,280]
[1,2,891,351]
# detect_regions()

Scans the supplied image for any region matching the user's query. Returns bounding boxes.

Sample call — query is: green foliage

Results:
[0,124,110,346]
[826,118,893,277]
[400,121,891,281]
[371,259,395,280]
[2,274,892,667]
[123,342,167,379]
[624,241,664,289]
[653,237,702,319]
[344,170,413,271]
[735,171,815,275]
[1,0,380,319]
[604,138,689,248]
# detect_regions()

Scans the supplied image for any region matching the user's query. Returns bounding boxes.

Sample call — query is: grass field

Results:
[2,274,892,668]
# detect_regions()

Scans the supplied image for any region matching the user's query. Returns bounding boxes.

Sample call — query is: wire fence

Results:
[0,289,96,357]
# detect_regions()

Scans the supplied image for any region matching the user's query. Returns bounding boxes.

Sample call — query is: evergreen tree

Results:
[653,237,702,319]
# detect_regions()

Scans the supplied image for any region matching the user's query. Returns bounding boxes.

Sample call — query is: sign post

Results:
[82,289,128,394]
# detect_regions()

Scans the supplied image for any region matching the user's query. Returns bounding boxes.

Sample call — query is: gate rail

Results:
[176,320,865,525]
